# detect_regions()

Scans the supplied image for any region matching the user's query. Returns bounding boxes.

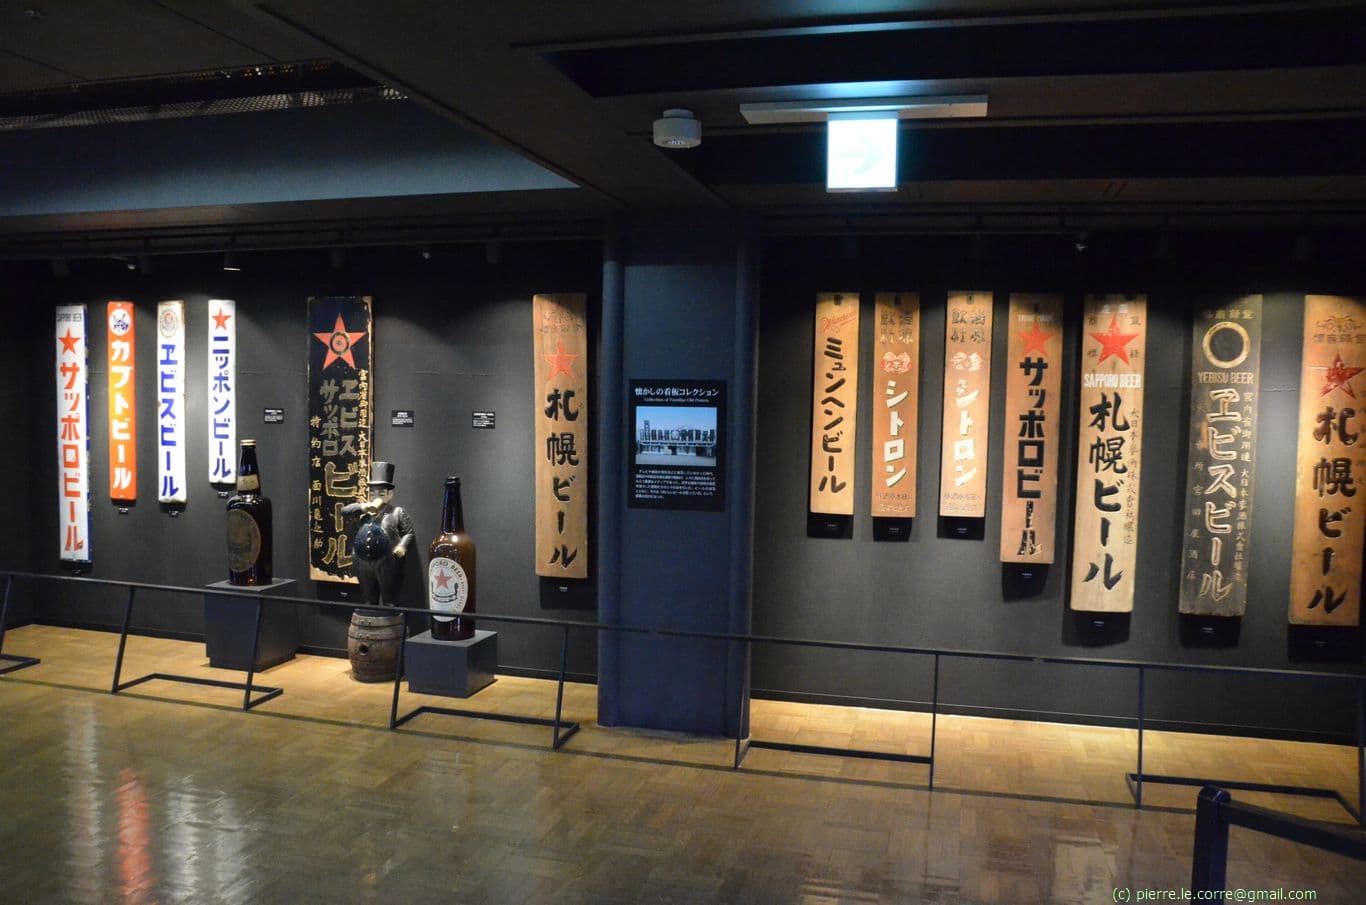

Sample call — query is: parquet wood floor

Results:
[0,624,1361,903]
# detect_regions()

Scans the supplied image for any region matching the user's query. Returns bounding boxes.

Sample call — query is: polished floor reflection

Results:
[0,625,1361,903]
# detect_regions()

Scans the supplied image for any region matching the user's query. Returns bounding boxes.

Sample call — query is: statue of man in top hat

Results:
[341,461,416,607]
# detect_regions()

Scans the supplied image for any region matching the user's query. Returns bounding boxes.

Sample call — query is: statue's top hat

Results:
[367,461,396,488]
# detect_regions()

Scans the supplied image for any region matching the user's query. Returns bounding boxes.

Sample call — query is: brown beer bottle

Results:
[427,476,476,640]
[226,440,273,585]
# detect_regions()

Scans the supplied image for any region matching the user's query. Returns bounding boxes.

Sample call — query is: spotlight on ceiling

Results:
[1074,231,1089,253]
[138,254,153,275]
[125,258,136,271]
[330,246,346,270]
[419,245,432,261]
[485,239,502,266]
[222,251,240,272]
[653,108,701,149]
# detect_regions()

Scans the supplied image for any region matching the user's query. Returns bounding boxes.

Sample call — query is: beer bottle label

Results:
[236,475,260,492]
[226,509,262,571]
[428,557,469,620]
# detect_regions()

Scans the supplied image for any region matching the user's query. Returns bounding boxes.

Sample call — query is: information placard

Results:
[630,379,726,512]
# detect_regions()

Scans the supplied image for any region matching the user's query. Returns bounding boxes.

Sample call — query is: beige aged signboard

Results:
[871,293,920,517]
[939,292,993,518]
[534,293,589,579]
[810,293,860,515]
[1000,294,1063,562]
[1070,295,1147,613]
[1178,297,1262,617]
[1288,295,1366,627]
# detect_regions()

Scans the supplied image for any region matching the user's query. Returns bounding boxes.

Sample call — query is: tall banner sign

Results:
[871,293,919,517]
[307,296,373,584]
[1289,295,1366,627]
[106,301,137,503]
[1179,297,1262,617]
[939,291,993,518]
[207,299,236,485]
[155,301,187,504]
[533,293,589,578]
[1000,294,1063,562]
[56,305,90,562]
[1070,295,1147,613]
[809,293,860,515]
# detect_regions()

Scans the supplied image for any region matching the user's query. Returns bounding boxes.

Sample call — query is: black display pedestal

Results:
[404,629,496,698]
[204,579,298,671]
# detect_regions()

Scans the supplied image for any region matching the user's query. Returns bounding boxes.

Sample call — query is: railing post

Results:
[1190,786,1231,893]
[928,652,941,791]
[0,574,12,655]
[1357,678,1365,826]
[110,586,136,694]
[243,597,265,711]
[389,618,407,730]
[1135,665,1146,808]
[733,637,750,770]
[552,623,571,750]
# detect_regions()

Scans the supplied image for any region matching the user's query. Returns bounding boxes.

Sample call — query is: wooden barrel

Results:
[347,611,404,683]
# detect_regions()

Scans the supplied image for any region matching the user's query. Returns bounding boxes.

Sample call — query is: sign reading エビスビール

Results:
[56,305,90,562]
[1000,294,1063,563]
[307,296,373,585]
[810,292,859,515]
[1179,297,1262,618]
[1289,295,1366,627]
[533,293,588,578]
[156,301,187,504]
[106,301,137,503]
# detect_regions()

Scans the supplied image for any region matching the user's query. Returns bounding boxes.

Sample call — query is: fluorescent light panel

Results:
[826,114,897,192]
[741,94,987,125]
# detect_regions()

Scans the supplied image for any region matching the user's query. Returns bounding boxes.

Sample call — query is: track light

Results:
[125,258,136,271]
[419,245,432,261]
[653,108,701,149]
[1073,231,1089,253]
[222,251,240,272]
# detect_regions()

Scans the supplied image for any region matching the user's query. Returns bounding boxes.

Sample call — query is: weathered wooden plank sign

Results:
[940,291,993,518]
[1178,297,1262,617]
[307,296,373,584]
[871,293,919,517]
[534,293,589,578]
[1288,294,1366,627]
[1070,295,1147,613]
[1000,294,1063,562]
[810,292,860,515]
[56,304,91,562]
[106,301,137,503]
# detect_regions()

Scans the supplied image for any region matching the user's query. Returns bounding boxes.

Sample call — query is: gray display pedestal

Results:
[404,629,497,698]
[204,579,298,672]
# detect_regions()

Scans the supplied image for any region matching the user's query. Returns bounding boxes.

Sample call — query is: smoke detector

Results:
[653,108,701,149]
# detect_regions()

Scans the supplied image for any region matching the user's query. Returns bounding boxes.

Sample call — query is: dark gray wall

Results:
[753,231,1366,741]
[0,243,600,678]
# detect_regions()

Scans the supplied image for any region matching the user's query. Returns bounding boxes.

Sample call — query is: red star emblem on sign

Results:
[58,329,80,355]
[1018,322,1055,357]
[434,569,452,590]
[1319,352,1364,398]
[312,314,367,370]
[1088,315,1139,364]
[212,308,232,331]
[544,341,579,381]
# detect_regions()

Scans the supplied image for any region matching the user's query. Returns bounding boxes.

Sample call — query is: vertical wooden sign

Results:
[1289,295,1366,627]
[534,293,589,578]
[871,293,919,516]
[155,300,187,504]
[1179,297,1262,617]
[1000,294,1063,562]
[939,291,993,518]
[307,296,373,584]
[56,305,91,562]
[810,293,860,515]
[207,299,236,486]
[1070,295,1147,613]
[106,301,137,503]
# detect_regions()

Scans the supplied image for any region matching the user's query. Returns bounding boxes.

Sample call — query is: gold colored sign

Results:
[1000,294,1063,562]
[534,293,589,579]
[871,293,919,517]
[939,292,993,518]
[1070,295,1147,613]
[1289,295,1366,627]
[810,292,860,515]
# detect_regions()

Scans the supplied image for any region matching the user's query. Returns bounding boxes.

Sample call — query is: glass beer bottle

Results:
[427,476,476,640]
[226,439,273,585]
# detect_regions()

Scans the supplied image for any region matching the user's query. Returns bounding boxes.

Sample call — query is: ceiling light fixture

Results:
[740,94,987,125]
[653,108,701,149]
[222,251,240,272]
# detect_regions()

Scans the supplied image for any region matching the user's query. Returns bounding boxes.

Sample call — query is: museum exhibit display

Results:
[809,292,859,516]
[342,461,415,681]
[226,439,273,586]
[1069,295,1148,613]
[428,476,476,640]
[155,300,187,505]
[307,294,373,585]
[105,301,137,504]
[54,304,90,563]
[1178,297,1263,618]
[870,292,920,519]
[532,292,589,578]
[939,291,993,519]
[628,379,726,511]
[207,299,236,487]
[1289,295,1366,628]
[1000,293,1063,563]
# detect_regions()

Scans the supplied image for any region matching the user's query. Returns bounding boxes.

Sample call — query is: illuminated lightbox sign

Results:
[826,115,898,192]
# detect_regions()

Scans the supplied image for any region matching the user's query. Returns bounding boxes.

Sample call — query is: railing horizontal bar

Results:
[1219,798,1366,860]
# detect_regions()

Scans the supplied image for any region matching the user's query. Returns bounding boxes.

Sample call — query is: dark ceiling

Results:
[2,0,1365,242]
